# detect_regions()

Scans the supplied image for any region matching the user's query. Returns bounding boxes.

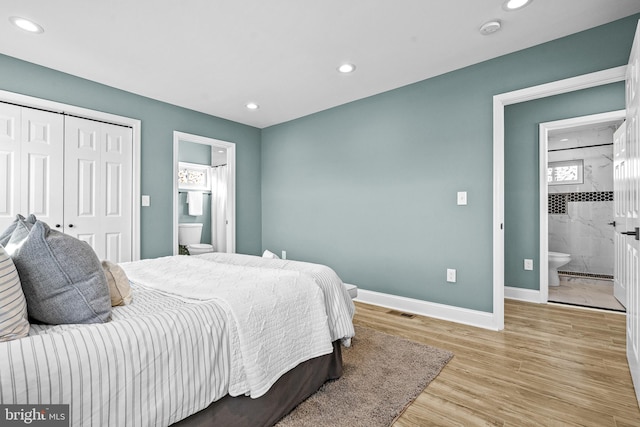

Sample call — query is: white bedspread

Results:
[120,255,334,398]
[196,252,355,345]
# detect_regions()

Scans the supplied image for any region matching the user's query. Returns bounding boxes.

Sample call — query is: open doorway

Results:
[539,110,625,311]
[172,131,236,255]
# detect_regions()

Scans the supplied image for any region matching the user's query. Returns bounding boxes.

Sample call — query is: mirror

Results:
[172,131,236,255]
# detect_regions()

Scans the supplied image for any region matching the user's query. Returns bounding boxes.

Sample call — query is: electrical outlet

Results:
[446,268,456,283]
[457,191,467,206]
[524,259,534,270]
[281,250,287,260]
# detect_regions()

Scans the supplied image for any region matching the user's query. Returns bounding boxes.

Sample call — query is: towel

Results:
[187,191,203,216]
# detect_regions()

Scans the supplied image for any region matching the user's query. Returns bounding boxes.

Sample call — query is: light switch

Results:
[457,191,467,205]
[141,195,150,206]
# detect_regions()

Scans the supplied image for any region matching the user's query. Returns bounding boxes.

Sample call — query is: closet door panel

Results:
[65,116,102,254]
[101,123,132,262]
[0,103,21,231]
[65,116,132,262]
[20,108,64,228]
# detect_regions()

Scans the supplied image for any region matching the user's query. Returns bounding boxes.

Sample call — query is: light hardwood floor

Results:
[353,299,640,426]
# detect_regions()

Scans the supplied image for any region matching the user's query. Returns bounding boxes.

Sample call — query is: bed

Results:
[0,251,355,427]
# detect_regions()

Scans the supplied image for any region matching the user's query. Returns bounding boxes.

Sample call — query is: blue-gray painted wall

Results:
[261,15,639,313]
[0,55,262,258]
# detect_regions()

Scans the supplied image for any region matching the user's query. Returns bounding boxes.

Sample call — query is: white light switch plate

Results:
[457,191,467,205]
[141,195,150,206]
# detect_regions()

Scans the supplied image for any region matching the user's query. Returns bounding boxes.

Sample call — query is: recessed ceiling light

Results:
[560,138,569,142]
[479,20,502,35]
[245,102,259,110]
[9,16,44,34]
[503,0,532,11]
[337,63,356,74]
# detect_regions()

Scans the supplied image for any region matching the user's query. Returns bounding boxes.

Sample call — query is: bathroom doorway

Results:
[539,110,625,311]
[172,131,236,255]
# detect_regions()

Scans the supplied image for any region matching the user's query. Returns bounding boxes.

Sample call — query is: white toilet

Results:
[178,223,214,255]
[548,251,571,287]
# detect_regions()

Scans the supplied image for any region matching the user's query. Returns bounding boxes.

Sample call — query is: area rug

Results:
[276,325,453,427]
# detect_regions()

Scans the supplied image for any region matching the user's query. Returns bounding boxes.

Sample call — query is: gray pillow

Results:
[0,214,36,247]
[7,219,111,325]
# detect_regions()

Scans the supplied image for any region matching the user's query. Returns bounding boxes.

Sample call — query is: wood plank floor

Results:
[353,299,640,426]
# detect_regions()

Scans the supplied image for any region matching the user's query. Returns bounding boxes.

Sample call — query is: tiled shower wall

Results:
[548,126,615,277]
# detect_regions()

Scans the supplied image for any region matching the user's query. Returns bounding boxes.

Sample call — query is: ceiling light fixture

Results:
[479,20,502,35]
[9,16,44,33]
[503,0,532,11]
[245,102,259,110]
[337,63,356,74]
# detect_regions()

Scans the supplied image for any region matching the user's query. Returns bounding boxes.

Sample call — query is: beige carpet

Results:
[276,325,453,427]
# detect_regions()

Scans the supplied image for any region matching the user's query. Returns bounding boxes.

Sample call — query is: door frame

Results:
[538,110,626,303]
[493,65,626,330]
[0,89,142,260]
[172,131,236,254]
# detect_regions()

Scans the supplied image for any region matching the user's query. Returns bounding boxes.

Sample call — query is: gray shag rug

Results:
[276,325,453,427]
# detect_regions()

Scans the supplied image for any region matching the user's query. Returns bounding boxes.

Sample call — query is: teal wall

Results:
[178,141,212,246]
[0,54,262,258]
[504,84,625,290]
[261,15,639,313]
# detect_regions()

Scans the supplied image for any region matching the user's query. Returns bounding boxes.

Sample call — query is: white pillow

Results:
[0,245,29,341]
[262,249,280,259]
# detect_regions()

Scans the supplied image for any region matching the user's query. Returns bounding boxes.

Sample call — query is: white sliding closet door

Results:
[0,103,64,232]
[64,116,132,262]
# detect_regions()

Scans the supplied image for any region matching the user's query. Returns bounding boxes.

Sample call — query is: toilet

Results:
[178,223,214,255]
[548,251,571,287]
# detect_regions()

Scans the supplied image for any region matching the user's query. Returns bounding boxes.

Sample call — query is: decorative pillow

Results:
[0,214,36,247]
[0,245,29,341]
[262,249,280,259]
[7,219,111,325]
[101,260,133,306]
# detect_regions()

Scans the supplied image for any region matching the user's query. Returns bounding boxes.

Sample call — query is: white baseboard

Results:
[355,289,499,330]
[504,286,544,303]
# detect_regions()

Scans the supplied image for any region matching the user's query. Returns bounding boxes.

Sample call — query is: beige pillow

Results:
[101,261,133,306]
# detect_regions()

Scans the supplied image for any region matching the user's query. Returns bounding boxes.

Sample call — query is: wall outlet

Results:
[281,250,287,260]
[524,259,534,270]
[446,268,457,283]
[457,191,467,206]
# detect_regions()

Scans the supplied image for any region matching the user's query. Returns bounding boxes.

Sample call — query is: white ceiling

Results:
[2,1,640,129]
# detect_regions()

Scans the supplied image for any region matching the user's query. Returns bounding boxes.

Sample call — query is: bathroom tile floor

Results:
[548,275,625,312]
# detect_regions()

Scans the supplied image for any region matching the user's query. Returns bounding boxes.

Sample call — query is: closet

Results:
[0,102,133,262]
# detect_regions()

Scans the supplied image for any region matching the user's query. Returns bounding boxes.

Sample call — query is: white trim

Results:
[538,110,626,303]
[493,66,627,330]
[355,289,498,330]
[504,286,543,303]
[0,89,142,260]
[173,131,236,254]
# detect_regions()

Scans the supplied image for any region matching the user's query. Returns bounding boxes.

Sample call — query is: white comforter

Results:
[120,255,334,398]
[195,252,355,345]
